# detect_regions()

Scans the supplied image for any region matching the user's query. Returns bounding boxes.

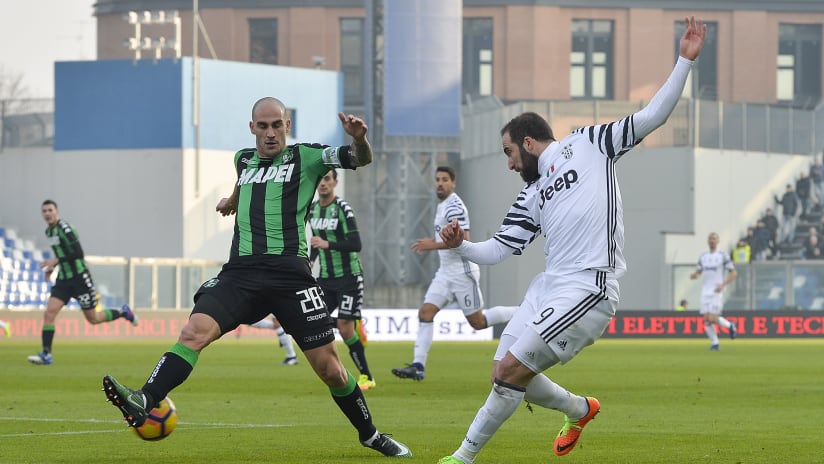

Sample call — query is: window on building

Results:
[249,18,278,65]
[340,18,365,106]
[675,21,718,99]
[571,19,613,99]
[463,17,493,103]
[777,23,822,108]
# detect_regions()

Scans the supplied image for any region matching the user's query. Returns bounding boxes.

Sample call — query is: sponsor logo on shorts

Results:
[302,328,334,344]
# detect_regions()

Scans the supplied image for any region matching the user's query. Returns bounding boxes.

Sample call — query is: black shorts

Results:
[192,256,334,351]
[50,272,99,310]
[318,274,364,320]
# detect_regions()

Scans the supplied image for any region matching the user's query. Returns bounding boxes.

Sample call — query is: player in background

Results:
[248,315,299,365]
[308,169,375,390]
[0,320,10,338]
[101,98,410,458]
[689,232,737,350]
[28,200,137,365]
[391,166,517,381]
[436,16,707,463]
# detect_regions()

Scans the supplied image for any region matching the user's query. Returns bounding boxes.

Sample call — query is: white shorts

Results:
[423,268,483,316]
[495,272,616,372]
[699,293,723,315]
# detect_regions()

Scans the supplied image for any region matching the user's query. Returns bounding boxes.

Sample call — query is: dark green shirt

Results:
[230,143,356,261]
[45,219,87,280]
[309,196,363,279]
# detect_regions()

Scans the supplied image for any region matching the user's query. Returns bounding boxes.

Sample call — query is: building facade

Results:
[94,0,824,110]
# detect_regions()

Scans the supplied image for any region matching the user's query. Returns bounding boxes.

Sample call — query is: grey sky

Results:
[0,0,96,98]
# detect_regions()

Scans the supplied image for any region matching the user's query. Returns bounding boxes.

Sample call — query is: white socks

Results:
[453,381,525,464]
[524,374,588,418]
[413,321,434,366]
[278,328,297,358]
[482,306,518,327]
[705,322,719,344]
[249,319,296,357]
[251,319,275,329]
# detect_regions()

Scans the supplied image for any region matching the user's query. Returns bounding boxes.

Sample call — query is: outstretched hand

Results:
[679,16,706,61]
[338,112,368,141]
[439,219,465,249]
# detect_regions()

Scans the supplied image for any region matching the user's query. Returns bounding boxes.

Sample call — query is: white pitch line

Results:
[0,416,292,438]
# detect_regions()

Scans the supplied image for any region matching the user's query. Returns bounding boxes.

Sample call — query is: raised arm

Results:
[632,16,706,139]
[338,112,372,167]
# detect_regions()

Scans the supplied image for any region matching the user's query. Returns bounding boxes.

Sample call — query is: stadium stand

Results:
[0,226,52,309]
[0,225,126,310]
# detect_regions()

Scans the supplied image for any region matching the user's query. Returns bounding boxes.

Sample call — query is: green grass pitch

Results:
[1,338,822,463]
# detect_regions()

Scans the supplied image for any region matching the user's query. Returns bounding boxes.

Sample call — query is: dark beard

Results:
[518,144,540,183]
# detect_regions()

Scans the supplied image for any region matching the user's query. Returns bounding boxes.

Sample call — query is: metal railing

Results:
[673,261,824,311]
[85,256,223,310]
[463,98,824,158]
[0,98,54,151]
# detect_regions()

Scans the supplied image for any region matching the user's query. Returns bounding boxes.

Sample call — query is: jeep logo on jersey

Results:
[309,217,340,230]
[237,164,295,185]
[539,169,579,208]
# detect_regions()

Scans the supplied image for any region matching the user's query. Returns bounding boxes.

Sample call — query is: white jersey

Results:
[695,250,735,296]
[435,192,480,275]
[482,57,696,301]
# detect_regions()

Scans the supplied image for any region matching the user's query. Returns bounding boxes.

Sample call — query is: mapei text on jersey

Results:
[237,164,296,185]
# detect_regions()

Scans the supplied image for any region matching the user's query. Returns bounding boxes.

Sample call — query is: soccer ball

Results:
[132,397,178,441]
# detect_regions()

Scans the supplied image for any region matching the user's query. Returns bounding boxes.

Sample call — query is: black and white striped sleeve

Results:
[573,56,693,162]
[455,184,541,264]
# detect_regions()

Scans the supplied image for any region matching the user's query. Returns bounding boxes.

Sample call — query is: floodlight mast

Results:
[123,10,181,62]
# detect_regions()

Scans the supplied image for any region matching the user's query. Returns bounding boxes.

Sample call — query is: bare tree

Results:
[0,66,31,114]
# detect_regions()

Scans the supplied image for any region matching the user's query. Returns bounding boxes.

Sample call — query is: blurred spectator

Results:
[732,239,751,263]
[810,156,824,210]
[775,184,798,243]
[818,215,824,236]
[796,172,812,218]
[742,227,755,247]
[761,208,779,256]
[803,234,823,260]
[676,299,687,311]
[752,220,772,261]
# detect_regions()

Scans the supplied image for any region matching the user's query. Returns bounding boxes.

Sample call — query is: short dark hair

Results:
[327,168,338,180]
[500,112,555,145]
[436,166,456,182]
[42,199,58,209]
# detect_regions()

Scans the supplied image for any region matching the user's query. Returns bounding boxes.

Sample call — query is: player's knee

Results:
[315,358,348,387]
[178,317,219,351]
[466,311,487,330]
[468,317,487,330]
[419,304,439,320]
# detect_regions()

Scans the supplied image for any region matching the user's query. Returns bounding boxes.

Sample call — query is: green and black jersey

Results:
[309,196,363,279]
[45,219,88,280]
[230,143,357,261]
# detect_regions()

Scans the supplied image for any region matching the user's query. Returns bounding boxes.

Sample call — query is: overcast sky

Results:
[0,0,97,98]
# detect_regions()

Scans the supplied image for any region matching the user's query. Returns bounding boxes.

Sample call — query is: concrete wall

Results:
[0,59,344,261]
